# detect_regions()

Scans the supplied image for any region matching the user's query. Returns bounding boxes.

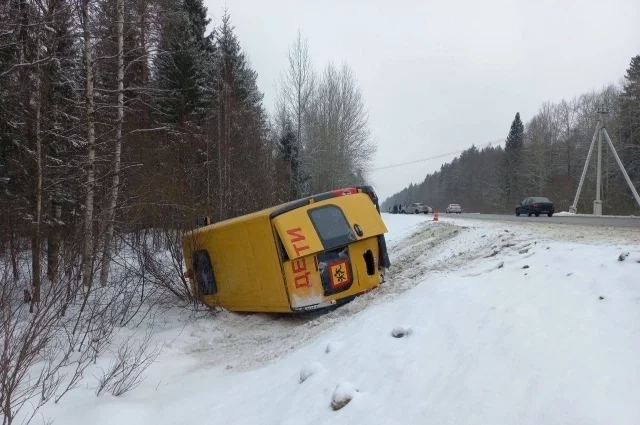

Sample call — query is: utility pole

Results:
[593,108,605,215]
[570,106,640,214]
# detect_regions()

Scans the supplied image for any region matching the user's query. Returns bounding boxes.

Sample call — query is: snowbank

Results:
[35,214,640,425]
[556,210,638,218]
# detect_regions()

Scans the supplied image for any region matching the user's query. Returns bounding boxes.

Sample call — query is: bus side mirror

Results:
[196,216,211,227]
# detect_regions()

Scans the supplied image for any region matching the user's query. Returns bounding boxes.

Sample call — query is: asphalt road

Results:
[444,213,640,228]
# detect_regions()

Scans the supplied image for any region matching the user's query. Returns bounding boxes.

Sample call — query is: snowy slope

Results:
[38,214,640,425]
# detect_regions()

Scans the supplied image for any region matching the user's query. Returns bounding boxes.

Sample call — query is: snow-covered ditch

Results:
[28,214,640,424]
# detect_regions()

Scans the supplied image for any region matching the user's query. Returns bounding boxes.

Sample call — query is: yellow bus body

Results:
[183,187,390,313]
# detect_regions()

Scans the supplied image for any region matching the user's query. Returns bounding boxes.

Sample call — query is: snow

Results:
[31,213,640,425]
[556,210,638,218]
[300,362,324,383]
[390,326,412,338]
[290,292,327,309]
[330,381,359,410]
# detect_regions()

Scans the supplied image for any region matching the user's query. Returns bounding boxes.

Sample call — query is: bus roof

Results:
[190,187,377,235]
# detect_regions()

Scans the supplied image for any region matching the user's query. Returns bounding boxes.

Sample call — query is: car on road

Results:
[401,202,432,214]
[515,197,555,217]
[446,204,462,214]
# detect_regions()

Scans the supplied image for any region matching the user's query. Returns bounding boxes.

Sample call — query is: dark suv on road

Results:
[516,197,555,217]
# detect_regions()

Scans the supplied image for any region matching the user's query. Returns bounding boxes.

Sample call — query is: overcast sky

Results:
[205,0,640,200]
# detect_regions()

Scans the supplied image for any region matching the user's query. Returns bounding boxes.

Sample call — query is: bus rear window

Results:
[308,205,356,249]
[192,250,217,295]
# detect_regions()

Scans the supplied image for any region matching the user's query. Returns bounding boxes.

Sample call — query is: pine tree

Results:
[621,55,640,102]
[619,55,640,183]
[40,0,78,285]
[505,112,525,155]
[0,1,24,236]
[212,11,271,217]
[277,118,299,198]
[503,112,525,205]
[154,0,214,125]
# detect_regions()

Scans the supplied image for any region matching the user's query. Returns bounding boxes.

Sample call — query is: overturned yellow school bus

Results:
[183,186,391,313]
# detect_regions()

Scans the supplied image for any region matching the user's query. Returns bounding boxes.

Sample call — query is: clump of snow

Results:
[330,381,359,411]
[391,327,411,338]
[325,341,344,354]
[299,362,324,383]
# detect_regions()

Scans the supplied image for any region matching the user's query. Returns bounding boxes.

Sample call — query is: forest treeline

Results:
[382,55,640,215]
[0,0,373,298]
[1,1,375,420]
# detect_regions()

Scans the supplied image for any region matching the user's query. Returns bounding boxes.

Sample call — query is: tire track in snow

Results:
[180,221,483,371]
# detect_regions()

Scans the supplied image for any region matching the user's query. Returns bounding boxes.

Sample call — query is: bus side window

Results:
[275,233,289,262]
[193,250,217,295]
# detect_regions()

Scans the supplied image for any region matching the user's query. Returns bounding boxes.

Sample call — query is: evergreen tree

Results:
[216,11,259,112]
[619,55,640,182]
[0,0,21,204]
[505,112,525,152]
[502,112,525,204]
[40,0,80,283]
[277,118,299,198]
[0,0,29,260]
[620,55,640,104]
[212,11,272,216]
[154,0,214,125]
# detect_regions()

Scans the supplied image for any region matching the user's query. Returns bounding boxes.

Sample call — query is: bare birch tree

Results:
[305,63,375,193]
[99,0,125,287]
[31,27,42,310]
[81,0,96,289]
[276,31,315,195]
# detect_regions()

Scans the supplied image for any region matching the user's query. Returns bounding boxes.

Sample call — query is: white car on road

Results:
[446,204,462,214]
[401,203,432,214]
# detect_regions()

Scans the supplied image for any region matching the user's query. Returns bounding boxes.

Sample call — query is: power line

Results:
[371,138,506,172]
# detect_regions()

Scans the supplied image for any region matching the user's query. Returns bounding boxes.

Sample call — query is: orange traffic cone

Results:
[433,210,439,221]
